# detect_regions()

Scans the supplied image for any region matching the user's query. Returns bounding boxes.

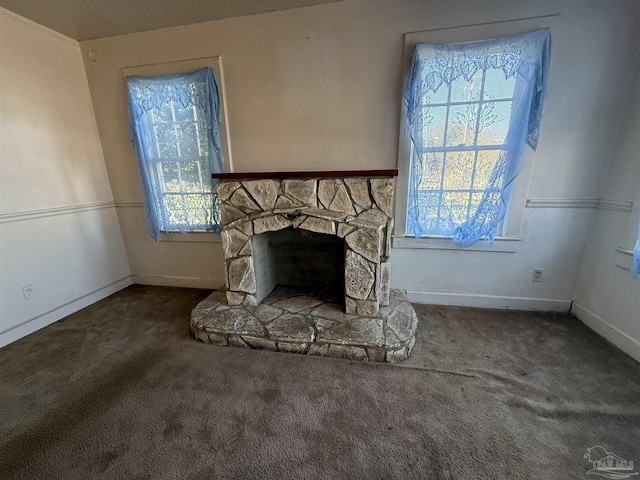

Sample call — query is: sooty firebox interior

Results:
[251,227,345,304]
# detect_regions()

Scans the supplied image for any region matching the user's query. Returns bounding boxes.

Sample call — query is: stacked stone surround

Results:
[218,176,395,316]
[191,287,417,363]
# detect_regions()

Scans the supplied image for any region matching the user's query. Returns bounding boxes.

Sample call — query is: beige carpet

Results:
[0,285,638,479]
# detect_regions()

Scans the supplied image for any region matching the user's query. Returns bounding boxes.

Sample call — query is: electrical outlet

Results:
[531,269,544,283]
[22,284,35,300]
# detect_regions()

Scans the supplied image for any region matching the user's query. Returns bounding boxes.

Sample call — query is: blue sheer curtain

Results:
[632,219,640,279]
[127,67,224,240]
[404,29,551,246]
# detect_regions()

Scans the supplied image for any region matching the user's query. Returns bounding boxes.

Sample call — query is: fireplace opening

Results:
[251,227,345,304]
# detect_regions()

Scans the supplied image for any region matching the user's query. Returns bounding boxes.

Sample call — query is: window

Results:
[147,95,218,230]
[402,28,551,247]
[127,67,225,240]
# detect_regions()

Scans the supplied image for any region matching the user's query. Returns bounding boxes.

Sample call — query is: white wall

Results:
[572,53,640,362]
[79,0,640,309]
[0,9,131,347]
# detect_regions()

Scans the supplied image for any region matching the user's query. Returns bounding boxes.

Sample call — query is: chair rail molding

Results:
[114,202,144,208]
[0,201,116,224]
[525,198,633,212]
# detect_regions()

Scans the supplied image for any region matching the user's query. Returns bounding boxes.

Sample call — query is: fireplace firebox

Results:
[252,227,345,303]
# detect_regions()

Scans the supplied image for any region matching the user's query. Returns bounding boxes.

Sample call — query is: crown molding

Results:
[0,7,79,47]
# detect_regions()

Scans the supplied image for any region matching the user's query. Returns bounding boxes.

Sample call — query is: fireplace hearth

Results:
[190,171,418,362]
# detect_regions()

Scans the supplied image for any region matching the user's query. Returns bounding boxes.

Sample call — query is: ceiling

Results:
[0,0,344,41]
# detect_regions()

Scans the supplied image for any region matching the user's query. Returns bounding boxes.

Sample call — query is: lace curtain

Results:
[127,67,224,240]
[633,219,640,279]
[404,29,551,246]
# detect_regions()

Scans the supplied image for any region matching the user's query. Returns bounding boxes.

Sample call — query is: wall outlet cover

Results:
[22,284,35,300]
[532,269,544,282]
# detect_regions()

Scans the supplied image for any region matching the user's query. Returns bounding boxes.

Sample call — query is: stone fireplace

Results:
[190,171,418,362]
[220,176,394,315]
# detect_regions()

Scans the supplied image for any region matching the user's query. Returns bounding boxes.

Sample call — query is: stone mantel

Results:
[212,169,398,180]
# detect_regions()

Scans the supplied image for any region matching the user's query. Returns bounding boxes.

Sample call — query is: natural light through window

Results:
[149,100,219,232]
[414,67,516,234]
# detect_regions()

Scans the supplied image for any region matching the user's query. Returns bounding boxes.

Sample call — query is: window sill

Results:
[392,235,521,253]
[614,247,633,271]
[158,232,222,243]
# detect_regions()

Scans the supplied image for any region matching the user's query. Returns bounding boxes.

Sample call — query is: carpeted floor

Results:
[0,285,638,480]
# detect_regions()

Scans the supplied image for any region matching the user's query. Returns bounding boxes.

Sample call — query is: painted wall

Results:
[79,0,639,310]
[0,9,131,347]
[572,54,640,362]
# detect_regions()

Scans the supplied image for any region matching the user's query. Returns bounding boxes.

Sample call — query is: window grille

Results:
[148,100,219,232]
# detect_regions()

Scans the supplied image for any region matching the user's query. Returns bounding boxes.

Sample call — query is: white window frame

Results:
[123,56,233,242]
[394,16,558,253]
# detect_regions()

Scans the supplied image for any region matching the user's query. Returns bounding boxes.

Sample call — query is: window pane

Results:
[477,101,512,146]
[415,192,440,232]
[151,105,172,123]
[420,106,447,148]
[175,123,200,158]
[484,68,517,100]
[159,162,180,193]
[163,195,186,226]
[443,151,475,190]
[418,152,444,190]
[153,124,179,158]
[182,194,212,226]
[178,161,201,192]
[450,69,483,103]
[472,150,500,191]
[446,104,478,147]
[441,192,469,225]
[173,102,196,123]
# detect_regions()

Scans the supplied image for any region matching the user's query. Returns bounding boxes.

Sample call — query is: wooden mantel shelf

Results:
[212,169,398,180]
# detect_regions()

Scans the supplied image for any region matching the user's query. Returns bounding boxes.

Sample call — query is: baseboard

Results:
[570,303,640,362]
[131,275,222,289]
[0,275,133,349]
[406,290,571,312]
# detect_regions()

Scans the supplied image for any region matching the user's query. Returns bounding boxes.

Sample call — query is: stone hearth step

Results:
[190,286,418,362]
